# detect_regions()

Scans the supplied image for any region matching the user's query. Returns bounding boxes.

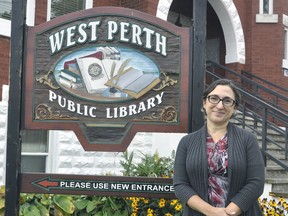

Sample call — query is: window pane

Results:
[21,130,48,152]
[0,0,12,20]
[21,156,46,172]
[263,0,269,14]
[285,29,288,59]
[51,0,85,19]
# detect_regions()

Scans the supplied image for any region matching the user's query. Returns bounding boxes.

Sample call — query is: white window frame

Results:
[260,0,273,15]
[47,0,93,21]
[284,28,288,60]
[21,130,52,173]
[282,14,288,75]
[0,0,35,37]
[256,0,278,23]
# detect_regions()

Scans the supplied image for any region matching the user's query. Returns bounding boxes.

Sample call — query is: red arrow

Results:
[37,179,59,188]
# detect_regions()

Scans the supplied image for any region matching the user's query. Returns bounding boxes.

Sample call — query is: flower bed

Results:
[0,151,287,215]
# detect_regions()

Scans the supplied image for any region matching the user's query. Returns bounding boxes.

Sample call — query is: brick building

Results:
[0,0,287,198]
[0,0,287,101]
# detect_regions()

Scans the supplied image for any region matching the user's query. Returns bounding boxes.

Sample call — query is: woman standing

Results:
[173,79,265,216]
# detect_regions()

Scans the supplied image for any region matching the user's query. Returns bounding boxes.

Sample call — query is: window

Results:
[21,130,49,173]
[0,0,12,20]
[285,28,288,60]
[47,0,93,21]
[262,0,271,15]
[283,15,288,74]
[256,0,278,23]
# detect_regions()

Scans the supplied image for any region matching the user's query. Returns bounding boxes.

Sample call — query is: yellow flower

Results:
[158,201,166,208]
[170,199,178,206]
[165,213,173,216]
[130,213,137,216]
[131,201,138,208]
[147,208,154,214]
[142,198,150,204]
[269,200,277,207]
[132,207,138,213]
[279,197,285,203]
[175,203,183,211]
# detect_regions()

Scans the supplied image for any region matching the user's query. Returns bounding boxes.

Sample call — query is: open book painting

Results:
[54,46,160,100]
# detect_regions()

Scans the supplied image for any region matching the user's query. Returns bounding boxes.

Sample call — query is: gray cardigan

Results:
[173,123,265,216]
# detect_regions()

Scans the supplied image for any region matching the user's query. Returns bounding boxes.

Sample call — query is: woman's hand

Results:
[225,202,242,216]
[205,207,228,216]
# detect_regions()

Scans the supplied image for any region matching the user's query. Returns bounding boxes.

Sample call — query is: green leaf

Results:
[53,195,75,214]
[0,186,5,197]
[23,204,41,216]
[0,198,4,209]
[74,199,89,211]
[86,200,99,213]
[35,200,49,216]
[0,208,4,216]
[40,194,52,206]
[93,212,103,216]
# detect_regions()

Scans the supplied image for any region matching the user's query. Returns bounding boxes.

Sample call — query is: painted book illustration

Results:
[58,69,83,89]
[76,57,109,93]
[105,66,161,99]
[56,46,161,100]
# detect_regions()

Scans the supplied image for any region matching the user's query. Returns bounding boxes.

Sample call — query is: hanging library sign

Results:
[24,7,191,151]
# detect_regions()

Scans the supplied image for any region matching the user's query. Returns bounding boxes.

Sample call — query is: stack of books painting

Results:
[55,46,161,100]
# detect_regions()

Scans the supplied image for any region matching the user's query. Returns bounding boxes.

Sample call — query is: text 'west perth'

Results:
[48,20,167,56]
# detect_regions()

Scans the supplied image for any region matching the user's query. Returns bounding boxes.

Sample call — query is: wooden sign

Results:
[24,7,191,151]
[20,173,175,198]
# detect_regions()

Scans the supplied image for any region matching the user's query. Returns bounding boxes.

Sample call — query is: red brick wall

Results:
[93,0,120,7]
[120,0,158,15]
[35,0,47,25]
[0,36,10,101]
[229,0,288,92]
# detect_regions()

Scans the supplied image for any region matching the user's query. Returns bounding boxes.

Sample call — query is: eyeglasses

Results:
[206,95,236,107]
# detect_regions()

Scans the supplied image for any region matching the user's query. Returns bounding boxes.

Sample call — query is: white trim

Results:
[26,0,36,26]
[284,28,288,60]
[0,18,11,37]
[283,59,288,70]
[282,15,288,75]
[47,0,52,21]
[156,0,245,64]
[85,0,93,9]
[47,130,58,172]
[209,0,245,64]
[259,0,273,15]
[256,14,278,23]
[256,0,278,23]
[21,152,49,156]
[0,0,36,37]
[284,14,288,27]
[156,0,173,20]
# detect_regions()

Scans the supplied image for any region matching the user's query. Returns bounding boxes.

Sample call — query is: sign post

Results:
[190,0,206,132]
[5,2,207,215]
[5,0,27,215]
[20,6,191,198]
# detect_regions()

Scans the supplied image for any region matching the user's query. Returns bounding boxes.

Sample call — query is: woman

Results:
[173,79,265,216]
